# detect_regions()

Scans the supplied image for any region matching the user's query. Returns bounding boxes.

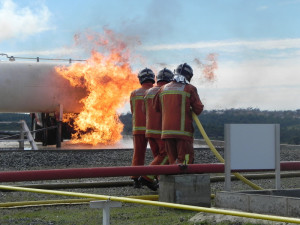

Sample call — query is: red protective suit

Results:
[153,81,204,164]
[130,82,153,179]
[142,81,169,182]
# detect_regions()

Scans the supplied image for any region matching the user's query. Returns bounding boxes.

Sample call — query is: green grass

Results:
[0,202,270,225]
[0,203,196,225]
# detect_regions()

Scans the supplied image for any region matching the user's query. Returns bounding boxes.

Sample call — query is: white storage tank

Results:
[0,61,87,113]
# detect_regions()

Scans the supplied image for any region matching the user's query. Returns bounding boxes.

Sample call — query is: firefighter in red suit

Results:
[130,68,155,188]
[153,63,204,164]
[138,68,174,191]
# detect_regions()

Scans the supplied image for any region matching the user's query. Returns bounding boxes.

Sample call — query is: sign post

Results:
[90,200,122,225]
[224,124,280,191]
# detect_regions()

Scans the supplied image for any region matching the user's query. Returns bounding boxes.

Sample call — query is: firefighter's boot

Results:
[132,178,142,189]
[138,177,158,191]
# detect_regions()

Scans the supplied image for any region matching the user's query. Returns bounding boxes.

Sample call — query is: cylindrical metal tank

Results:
[0,61,87,113]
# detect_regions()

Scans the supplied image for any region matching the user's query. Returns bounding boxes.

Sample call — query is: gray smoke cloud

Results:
[0,0,52,42]
[119,0,181,42]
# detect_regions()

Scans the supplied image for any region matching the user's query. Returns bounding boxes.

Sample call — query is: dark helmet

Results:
[175,63,193,82]
[157,68,174,83]
[138,68,155,84]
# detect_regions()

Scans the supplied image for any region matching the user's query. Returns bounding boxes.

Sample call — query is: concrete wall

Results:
[215,189,300,217]
[159,174,211,207]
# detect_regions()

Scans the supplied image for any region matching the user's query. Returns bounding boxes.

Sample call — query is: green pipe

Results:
[0,195,159,208]
[0,198,93,208]
[0,195,218,208]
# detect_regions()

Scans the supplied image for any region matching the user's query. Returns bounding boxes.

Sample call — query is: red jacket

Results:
[144,81,168,139]
[130,82,153,135]
[153,81,204,141]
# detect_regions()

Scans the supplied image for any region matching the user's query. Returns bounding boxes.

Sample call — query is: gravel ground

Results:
[0,145,300,224]
[0,145,299,197]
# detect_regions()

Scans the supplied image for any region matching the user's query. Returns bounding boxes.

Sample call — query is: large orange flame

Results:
[55,31,140,145]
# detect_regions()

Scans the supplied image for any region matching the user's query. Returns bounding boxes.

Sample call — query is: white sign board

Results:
[224,124,280,190]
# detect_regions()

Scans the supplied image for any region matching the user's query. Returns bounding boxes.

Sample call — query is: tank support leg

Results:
[56,104,63,148]
[42,113,48,146]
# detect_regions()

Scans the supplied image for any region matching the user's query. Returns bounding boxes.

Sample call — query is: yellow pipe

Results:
[0,185,300,224]
[192,112,263,190]
[0,199,93,208]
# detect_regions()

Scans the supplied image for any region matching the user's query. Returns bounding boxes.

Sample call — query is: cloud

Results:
[0,0,52,42]
[141,38,300,52]
[256,5,269,11]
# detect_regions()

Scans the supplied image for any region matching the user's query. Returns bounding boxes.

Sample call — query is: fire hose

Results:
[192,112,263,190]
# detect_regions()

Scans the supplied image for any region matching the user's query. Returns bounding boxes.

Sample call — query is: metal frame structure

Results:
[0,120,37,150]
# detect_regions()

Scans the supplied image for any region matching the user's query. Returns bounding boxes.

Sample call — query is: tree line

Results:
[0,113,32,131]
[120,108,300,145]
[1,109,300,144]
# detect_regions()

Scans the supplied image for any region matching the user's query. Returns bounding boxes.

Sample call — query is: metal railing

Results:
[0,53,86,63]
[0,121,37,150]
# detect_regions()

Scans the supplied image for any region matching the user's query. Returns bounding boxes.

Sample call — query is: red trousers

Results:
[165,138,194,164]
[148,138,168,166]
[142,138,168,182]
[131,134,148,179]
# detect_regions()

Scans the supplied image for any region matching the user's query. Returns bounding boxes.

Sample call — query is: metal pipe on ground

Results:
[211,171,300,182]
[0,163,224,182]
[0,195,219,208]
[10,180,133,190]
[1,162,300,183]
[0,185,300,224]
[0,195,159,208]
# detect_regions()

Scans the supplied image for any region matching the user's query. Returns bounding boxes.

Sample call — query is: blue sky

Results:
[1,0,300,111]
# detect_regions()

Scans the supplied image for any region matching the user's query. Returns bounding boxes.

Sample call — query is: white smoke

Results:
[0,0,52,42]
[200,57,300,111]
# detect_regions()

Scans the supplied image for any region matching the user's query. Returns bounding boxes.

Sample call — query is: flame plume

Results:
[56,31,140,145]
[194,53,218,82]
